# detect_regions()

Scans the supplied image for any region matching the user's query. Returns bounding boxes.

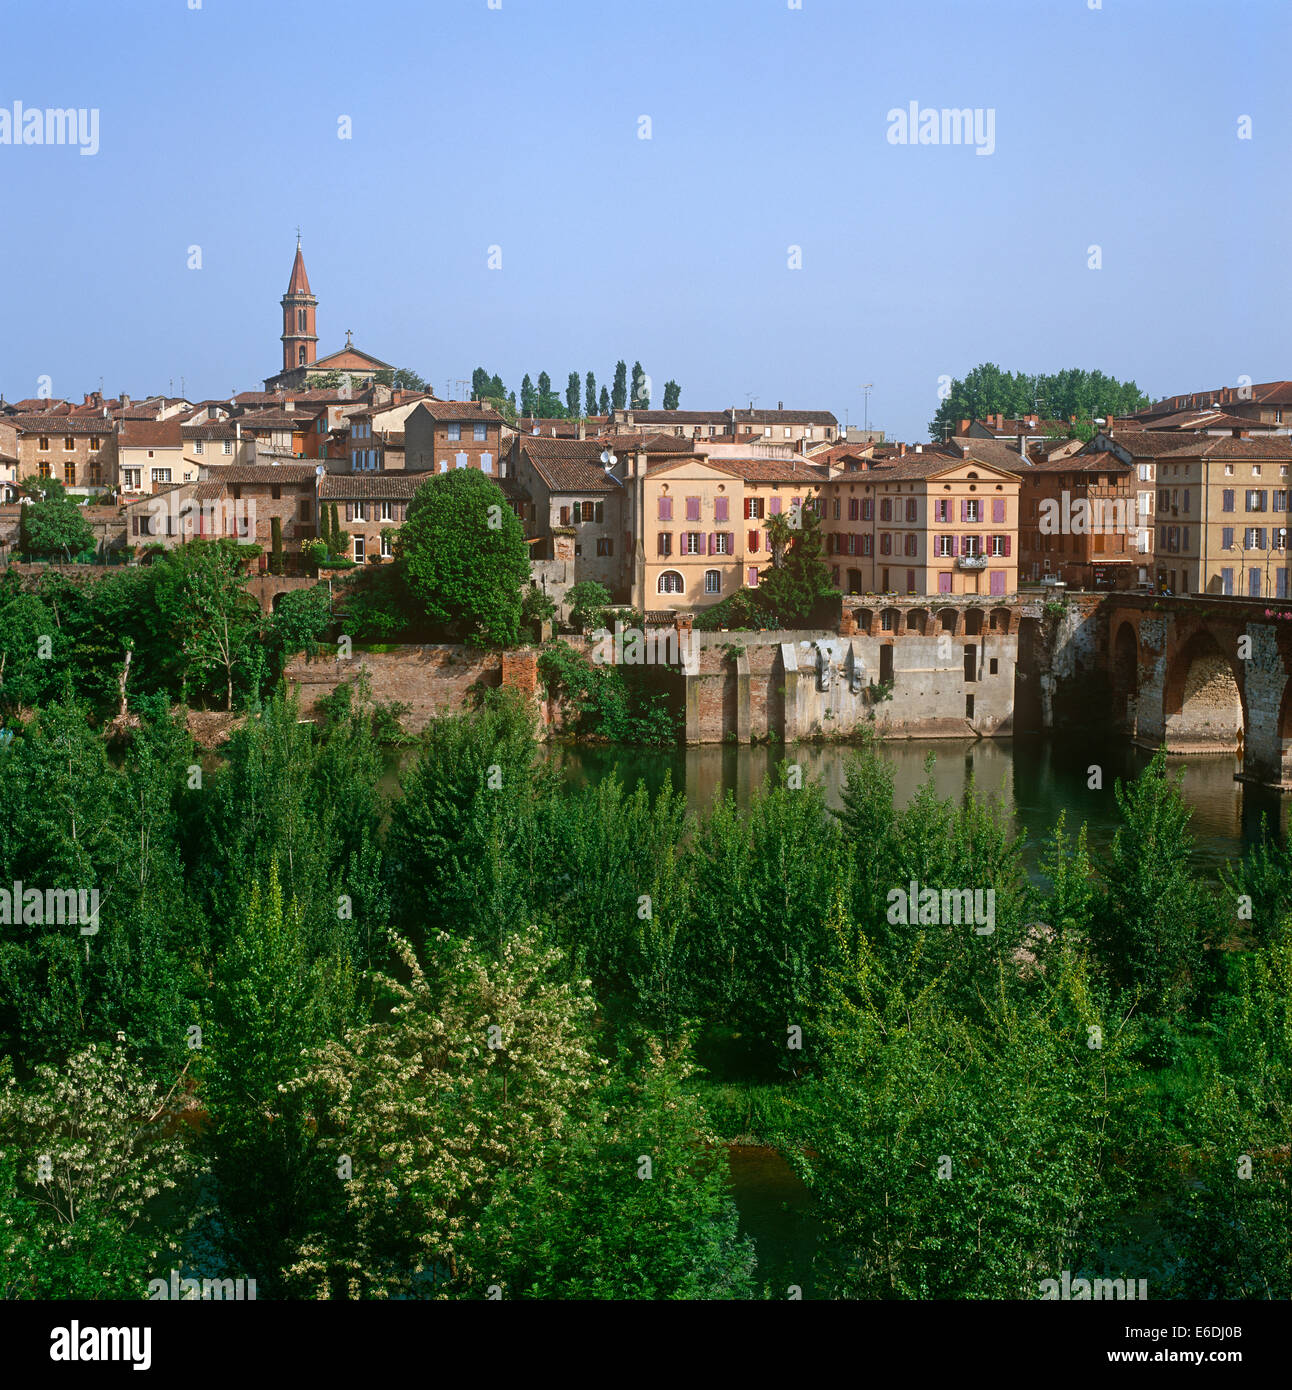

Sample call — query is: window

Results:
[744,496,764,519]
[714,533,733,555]
[683,533,703,555]
[747,566,759,587]
[658,496,673,521]
[194,440,204,455]
[37,435,49,451]
[579,501,594,522]
[704,569,722,594]
[473,423,487,441]
[862,498,874,521]
[714,496,728,522]
[1247,490,1268,512]
[447,424,461,441]
[904,534,917,556]
[559,505,570,526]
[1222,526,1234,549]
[151,467,171,484]
[63,463,76,484]
[354,502,366,522]
[222,440,232,455]
[381,502,393,522]
[990,534,1006,556]
[298,347,307,366]
[64,436,75,451]
[37,460,51,478]
[880,498,893,521]
[880,533,892,555]
[937,534,953,557]
[455,452,468,469]
[481,452,493,473]
[906,499,917,522]
[123,468,141,489]
[963,499,981,522]
[354,536,365,563]
[658,571,684,594]
[271,485,281,500]
[381,533,392,558]
[596,538,614,556]
[747,529,760,553]
[685,496,701,521]
[657,532,672,557]
[1222,489,1234,512]
[298,308,306,330]
[90,436,100,451]
[833,498,841,520]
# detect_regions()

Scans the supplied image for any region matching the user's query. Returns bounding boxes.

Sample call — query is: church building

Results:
[262,238,394,391]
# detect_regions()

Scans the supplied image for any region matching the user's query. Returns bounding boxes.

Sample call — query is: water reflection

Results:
[545,736,1287,881]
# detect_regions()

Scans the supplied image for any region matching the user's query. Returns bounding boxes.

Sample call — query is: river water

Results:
[546,732,1288,1295]
[547,734,1289,881]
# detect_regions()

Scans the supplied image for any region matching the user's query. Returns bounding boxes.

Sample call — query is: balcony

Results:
[956,554,989,570]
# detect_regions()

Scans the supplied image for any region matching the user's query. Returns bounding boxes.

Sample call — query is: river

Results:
[547,733,1289,881]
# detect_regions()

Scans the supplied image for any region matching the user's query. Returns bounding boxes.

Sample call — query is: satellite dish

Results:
[600,449,618,466]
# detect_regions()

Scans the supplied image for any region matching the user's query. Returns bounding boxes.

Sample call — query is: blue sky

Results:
[1,0,1288,440]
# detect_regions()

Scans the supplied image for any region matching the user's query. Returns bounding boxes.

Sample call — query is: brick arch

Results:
[1111,620,1139,731]
[1163,625,1247,753]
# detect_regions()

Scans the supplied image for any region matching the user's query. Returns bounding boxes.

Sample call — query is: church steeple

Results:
[280,234,318,373]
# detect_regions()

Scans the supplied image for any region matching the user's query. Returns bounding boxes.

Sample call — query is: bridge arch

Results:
[1111,620,1139,732]
[1163,626,1246,753]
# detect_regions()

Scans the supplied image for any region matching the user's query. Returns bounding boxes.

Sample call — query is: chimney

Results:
[957,418,971,436]
[235,421,241,442]
[392,390,402,406]
[284,399,295,412]
[778,400,784,411]
[1105,414,1115,432]
[121,393,130,409]
[914,443,923,453]
[577,417,586,440]
[898,442,906,457]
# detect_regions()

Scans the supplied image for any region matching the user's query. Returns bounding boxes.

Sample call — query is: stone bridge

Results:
[1100,593,1292,789]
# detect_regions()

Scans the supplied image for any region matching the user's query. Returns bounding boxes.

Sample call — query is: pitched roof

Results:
[694,455,830,484]
[520,437,621,493]
[731,407,839,426]
[1156,435,1292,460]
[9,413,113,434]
[319,473,424,500]
[410,399,504,425]
[200,463,319,484]
[118,419,183,448]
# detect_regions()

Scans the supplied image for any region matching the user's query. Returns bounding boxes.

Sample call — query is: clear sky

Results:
[1,0,1288,440]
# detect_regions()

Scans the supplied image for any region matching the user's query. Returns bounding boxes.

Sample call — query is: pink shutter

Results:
[769,497,782,515]
[951,534,959,555]
[715,496,728,522]
[1004,534,1012,556]
[993,498,1005,523]
[346,503,353,522]
[658,496,671,521]
[960,499,967,522]
[726,531,734,554]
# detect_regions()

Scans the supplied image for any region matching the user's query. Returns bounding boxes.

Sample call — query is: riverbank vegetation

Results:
[0,687,1287,1298]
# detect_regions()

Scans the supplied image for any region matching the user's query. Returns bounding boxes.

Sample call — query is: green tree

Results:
[287,925,599,1298]
[612,361,628,411]
[631,361,649,409]
[599,385,611,416]
[395,470,531,646]
[565,371,580,416]
[536,371,564,418]
[153,541,261,709]
[18,477,94,559]
[203,866,354,1293]
[565,579,611,633]
[0,1046,195,1298]
[662,380,681,410]
[584,371,598,417]
[520,373,537,418]
[757,501,834,625]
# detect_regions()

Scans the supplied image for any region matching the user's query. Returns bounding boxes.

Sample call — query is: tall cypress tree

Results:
[599,386,610,416]
[585,372,597,417]
[631,361,649,409]
[611,361,628,411]
[566,372,581,416]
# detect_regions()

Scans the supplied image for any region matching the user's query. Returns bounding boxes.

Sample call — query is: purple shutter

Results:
[951,534,959,555]
[769,496,782,515]
[993,498,1005,522]
[346,503,353,522]
[960,499,968,522]
[726,531,734,553]
[1004,534,1011,556]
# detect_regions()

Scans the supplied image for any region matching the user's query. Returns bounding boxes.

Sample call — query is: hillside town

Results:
[5,241,1291,610]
